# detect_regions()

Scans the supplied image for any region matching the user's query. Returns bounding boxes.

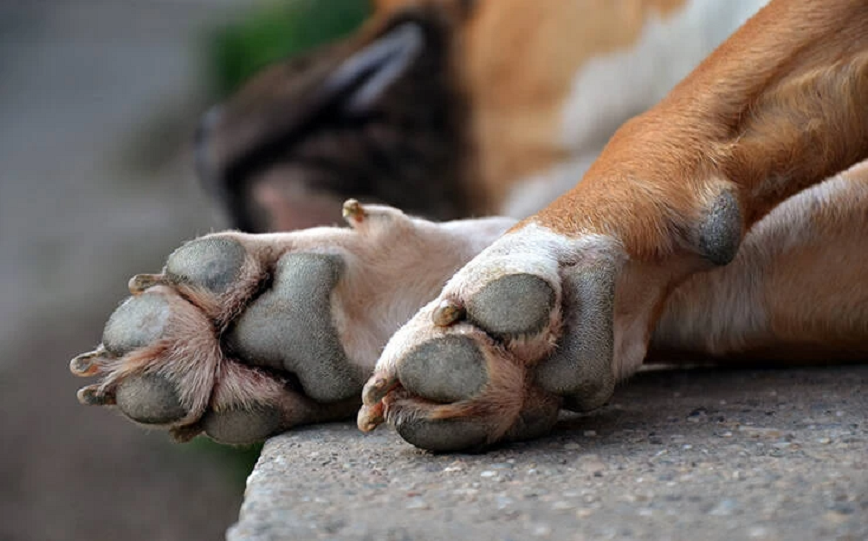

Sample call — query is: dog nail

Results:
[342,199,366,224]
[77,385,116,406]
[357,402,385,432]
[69,346,107,376]
[362,374,397,405]
[128,273,164,294]
[432,299,465,327]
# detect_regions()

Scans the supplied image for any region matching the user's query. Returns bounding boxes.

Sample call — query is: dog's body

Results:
[74,0,868,450]
[196,0,768,229]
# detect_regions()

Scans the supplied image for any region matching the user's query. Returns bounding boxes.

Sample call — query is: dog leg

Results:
[361,1,868,450]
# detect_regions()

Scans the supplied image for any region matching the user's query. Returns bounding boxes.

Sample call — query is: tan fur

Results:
[205,0,733,230]
[458,0,690,210]
[536,0,868,252]
[373,0,697,212]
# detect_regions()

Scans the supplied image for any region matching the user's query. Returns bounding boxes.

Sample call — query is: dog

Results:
[194,0,769,230]
[72,0,868,451]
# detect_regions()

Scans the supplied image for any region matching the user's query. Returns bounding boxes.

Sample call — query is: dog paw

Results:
[358,224,626,451]
[71,201,500,445]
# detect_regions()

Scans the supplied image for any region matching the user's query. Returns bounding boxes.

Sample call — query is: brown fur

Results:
[536,0,868,256]
[524,0,868,370]
[458,0,691,210]
[198,0,700,230]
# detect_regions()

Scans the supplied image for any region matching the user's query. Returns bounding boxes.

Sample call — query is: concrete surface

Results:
[230,366,867,541]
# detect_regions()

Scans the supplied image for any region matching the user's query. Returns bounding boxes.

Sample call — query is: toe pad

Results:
[103,294,171,356]
[394,417,490,452]
[466,274,555,338]
[166,237,247,293]
[115,374,187,425]
[397,335,488,403]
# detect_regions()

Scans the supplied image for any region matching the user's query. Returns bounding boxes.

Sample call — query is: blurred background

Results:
[0,1,368,539]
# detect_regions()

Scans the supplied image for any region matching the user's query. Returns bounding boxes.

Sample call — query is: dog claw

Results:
[362,374,398,406]
[69,346,108,376]
[431,299,465,327]
[77,385,116,406]
[342,198,366,225]
[357,402,385,432]
[128,273,164,294]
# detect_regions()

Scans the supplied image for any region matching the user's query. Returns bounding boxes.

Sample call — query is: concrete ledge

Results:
[229,366,868,541]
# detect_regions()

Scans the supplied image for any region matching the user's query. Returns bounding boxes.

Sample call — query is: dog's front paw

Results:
[70,231,365,444]
[359,225,625,451]
[71,201,496,445]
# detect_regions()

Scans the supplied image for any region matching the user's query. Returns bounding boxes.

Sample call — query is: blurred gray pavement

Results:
[0,2,250,539]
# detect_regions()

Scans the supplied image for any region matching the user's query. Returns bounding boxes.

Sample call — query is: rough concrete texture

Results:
[230,366,867,541]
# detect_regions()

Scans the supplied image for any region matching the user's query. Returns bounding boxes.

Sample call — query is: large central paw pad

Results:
[227,253,361,402]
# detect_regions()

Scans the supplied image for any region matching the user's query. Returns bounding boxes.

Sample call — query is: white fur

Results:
[444,223,622,303]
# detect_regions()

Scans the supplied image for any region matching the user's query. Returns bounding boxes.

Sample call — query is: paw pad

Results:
[466,274,555,338]
[103,294,171,355]
[226,252,360,402]
[202,407,282,445]
[535,263,616,411]
[394,416,490,452]
[397,335,488,403]
[165,237,247,293]
[115,374,188,425]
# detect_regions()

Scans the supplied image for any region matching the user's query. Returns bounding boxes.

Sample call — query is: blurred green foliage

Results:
[208,0,372,97]
[196,0,371,485]
[186,438,264,487]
